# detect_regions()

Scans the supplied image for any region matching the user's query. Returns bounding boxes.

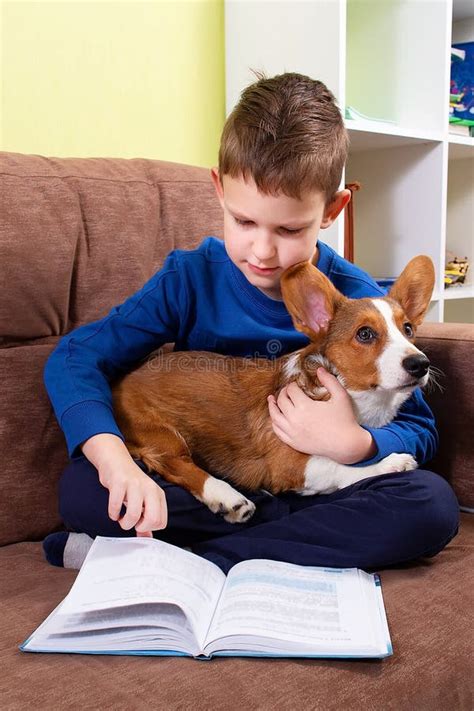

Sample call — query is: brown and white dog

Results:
[111,255,435,524]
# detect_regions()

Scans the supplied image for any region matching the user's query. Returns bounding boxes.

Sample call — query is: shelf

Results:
[449,135,474,146]
[448,135,474,159]
[347,122,444,152]
[347,126,473,155]
[443,286,474,300]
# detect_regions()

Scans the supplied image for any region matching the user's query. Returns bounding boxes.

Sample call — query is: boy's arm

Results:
[44,251,187,460]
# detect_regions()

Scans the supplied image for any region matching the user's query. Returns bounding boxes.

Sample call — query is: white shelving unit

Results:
[225,0,474,323]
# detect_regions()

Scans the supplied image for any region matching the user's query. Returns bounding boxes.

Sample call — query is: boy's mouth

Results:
[248,263,280,276]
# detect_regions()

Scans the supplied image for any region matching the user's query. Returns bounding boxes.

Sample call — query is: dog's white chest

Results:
[347,388,411,428]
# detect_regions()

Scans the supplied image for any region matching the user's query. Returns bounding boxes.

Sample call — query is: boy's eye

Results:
[234,217,301,234]
[281,227,303,235]
[235,218,253,227]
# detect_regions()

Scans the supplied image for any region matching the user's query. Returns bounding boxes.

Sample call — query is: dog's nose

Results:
[402,354,430,379]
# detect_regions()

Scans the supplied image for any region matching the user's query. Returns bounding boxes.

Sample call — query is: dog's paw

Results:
[216,498,256,524]
[378,453,418,474]
[199,477,256,523]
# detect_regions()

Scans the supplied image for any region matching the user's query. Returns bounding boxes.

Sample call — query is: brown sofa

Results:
[1,151,473,710]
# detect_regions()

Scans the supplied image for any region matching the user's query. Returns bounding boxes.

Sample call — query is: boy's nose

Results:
[252,234,277,262]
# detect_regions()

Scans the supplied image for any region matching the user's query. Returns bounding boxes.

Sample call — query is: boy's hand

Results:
[267,367,376,464]
[98,458,168,537]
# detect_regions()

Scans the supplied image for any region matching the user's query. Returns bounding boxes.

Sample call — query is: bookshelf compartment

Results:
[446,151,474,291]
[346,142,444,288]
[346,0,450,135]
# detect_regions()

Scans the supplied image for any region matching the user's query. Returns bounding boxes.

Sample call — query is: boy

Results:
[43,72,459,574]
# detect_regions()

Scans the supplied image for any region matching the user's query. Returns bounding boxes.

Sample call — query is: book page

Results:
[57,536,226,645]
[21,599,198,655]
[204,559,378,651]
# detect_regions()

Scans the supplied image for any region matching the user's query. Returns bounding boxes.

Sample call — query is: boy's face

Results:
[211,169,350,300]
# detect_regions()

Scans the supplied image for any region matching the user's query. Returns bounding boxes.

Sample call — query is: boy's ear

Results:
[211,167,224,208]
[280,261,346,341]
[388,255,435,326]
[320,189,351,229]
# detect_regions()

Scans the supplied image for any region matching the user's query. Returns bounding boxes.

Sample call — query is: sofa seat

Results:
[2,512,472,710]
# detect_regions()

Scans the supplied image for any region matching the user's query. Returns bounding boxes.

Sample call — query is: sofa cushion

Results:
[1,152,223,343]
[2,513,472,709]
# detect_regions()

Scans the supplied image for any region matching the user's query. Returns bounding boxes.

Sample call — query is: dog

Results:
[111,255,435,524]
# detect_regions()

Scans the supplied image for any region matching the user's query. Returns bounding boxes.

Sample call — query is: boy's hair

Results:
[218,71,349,205]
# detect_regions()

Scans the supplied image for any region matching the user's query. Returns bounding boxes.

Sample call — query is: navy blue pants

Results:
[59,456,460,574]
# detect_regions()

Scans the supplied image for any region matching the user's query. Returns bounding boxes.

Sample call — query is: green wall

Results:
[0,0,225,167]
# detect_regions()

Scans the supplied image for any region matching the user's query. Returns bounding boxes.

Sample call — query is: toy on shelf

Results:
[450,43,474,136]
[444,253,470,288]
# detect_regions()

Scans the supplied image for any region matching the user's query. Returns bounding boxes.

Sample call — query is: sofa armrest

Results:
[417,322,474,509]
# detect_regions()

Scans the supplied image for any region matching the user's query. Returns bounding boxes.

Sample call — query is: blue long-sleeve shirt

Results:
[44,236,438,465]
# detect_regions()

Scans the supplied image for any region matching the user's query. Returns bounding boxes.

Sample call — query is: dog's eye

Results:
[403,322,414,338]
[356,326,377,343]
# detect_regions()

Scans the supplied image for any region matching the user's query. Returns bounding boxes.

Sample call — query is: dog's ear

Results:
[280,261,345,341]
[388,255,435,326]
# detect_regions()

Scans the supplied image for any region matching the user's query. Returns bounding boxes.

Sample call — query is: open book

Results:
[20,536,393,659]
